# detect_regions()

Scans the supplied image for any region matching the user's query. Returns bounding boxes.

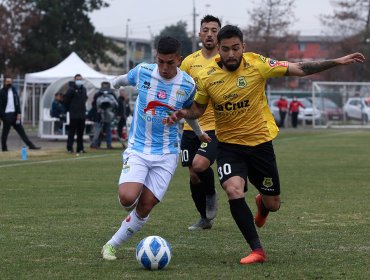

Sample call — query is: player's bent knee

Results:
[117,194,140,211]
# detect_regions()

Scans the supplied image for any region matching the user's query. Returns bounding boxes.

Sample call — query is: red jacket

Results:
[277,98,288,112]
[289,100,305,113]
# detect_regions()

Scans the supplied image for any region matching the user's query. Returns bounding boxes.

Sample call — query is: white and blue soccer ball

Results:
[135,235,172,270]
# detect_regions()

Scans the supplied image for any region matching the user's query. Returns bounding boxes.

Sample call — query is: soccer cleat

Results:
[188,218,213,230]
[101,243,117,260]
[206,192,218,220]
[240,249,267,264]
[255,194,269,228]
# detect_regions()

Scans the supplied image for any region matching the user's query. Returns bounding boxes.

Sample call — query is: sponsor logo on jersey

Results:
[268,59,288,68]
[259,55,267,63]
[141,64,153,72]
[207,67,216,75]
[142,81,151,89]
[157,90,167,99]
[237,76,247,88]
[191,64,203,68]
[268,59,277,67]
[262,177,273,188]
[209,80,225,86]
[143,100,175,124]
[214,99,250,112]
[223,93,239,100]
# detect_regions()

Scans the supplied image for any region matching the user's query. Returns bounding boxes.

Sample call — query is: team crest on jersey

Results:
[176,90,186,102]
[262,177,273,188]
[236,76,247,88]
[157,90,167,99]
[200,142,208,148]
[122,163,130,174]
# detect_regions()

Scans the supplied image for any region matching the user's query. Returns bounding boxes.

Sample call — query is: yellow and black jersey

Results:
[180,50,219,131]
[194,52,288,146]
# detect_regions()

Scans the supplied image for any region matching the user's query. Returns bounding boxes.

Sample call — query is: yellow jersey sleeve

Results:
[252,53,288,78]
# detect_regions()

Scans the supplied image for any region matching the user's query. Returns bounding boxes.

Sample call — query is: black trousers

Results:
[1,112,34,150]
[117,116,126,139]
[67,118,86,152]
[291,112,299,128]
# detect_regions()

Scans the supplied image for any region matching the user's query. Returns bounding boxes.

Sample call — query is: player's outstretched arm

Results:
[286,52,365,77]
[167,102,207,125]
[111,74,129,89]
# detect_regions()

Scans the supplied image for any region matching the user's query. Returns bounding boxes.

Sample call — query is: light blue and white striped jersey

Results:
[126,63,196,155]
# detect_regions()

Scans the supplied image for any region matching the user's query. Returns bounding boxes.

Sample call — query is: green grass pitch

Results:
[0,129,369,279]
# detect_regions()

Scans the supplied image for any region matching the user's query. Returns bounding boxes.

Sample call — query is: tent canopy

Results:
[24,52,114,86]
[22,52,116,126]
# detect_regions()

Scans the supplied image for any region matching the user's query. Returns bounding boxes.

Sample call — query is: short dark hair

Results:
[201,15,221,28]
[157,36,181,55]
[217,25,243,43]
[74,74,82,79]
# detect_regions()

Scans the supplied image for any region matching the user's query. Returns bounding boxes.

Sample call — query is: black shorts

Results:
[216,141,280,195]
[180,130,218,167]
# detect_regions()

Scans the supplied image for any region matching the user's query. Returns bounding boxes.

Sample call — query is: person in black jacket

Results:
[0,78,41,151]
[116,88,131,143]
[63,74,88,154]
[50,92,66,132]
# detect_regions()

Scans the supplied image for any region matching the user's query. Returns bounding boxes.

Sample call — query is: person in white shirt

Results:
[0,78,41,151]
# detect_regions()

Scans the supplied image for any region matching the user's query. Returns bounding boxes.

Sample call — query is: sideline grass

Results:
[0,129,369,279]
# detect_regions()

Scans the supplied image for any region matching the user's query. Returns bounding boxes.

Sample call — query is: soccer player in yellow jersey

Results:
[180,15,221,230]
[168,25,365,264]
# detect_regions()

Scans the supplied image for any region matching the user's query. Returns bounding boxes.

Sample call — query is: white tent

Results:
[21,52,115,139]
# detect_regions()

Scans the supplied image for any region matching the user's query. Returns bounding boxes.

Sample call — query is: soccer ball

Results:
[135,235,172,270]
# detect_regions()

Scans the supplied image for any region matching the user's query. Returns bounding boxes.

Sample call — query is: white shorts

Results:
[118,149,179,201]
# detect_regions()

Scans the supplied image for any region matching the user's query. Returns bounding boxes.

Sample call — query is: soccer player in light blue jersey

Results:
[102,36,211,260]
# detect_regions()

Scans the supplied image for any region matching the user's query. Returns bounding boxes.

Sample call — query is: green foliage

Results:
[3,0,122,73]
[154,21,193,58]
[0,129,369,279]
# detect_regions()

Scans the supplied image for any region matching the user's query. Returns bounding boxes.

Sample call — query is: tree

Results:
[244,0,297,89]
[0,0,39,75]
[154,21,193,58]
[320,0,370,81]
[5,0,122,74]
[244,0,297,58]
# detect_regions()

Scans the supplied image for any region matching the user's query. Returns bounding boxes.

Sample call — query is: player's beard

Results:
[221,56,242,71]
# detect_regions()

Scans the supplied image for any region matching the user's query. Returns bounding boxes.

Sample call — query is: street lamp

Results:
[147,26,155,63]
[125,18,131,72]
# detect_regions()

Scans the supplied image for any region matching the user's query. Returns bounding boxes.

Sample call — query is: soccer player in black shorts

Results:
[168,25,364,264]
[180,15,221,230]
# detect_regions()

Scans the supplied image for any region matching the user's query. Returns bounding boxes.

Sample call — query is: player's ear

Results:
[242,43,246,52]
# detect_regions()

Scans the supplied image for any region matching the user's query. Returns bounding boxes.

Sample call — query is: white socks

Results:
[108,209,148,248]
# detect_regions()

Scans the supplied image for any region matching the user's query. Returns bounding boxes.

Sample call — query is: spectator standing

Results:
[289,97,305,128]
[276,96,288,127]
[0,77,41,151]
[90,82,118,149]
[63,74,88,154]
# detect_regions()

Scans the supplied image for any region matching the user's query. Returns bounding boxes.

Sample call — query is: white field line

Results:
[0,153,118,169]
